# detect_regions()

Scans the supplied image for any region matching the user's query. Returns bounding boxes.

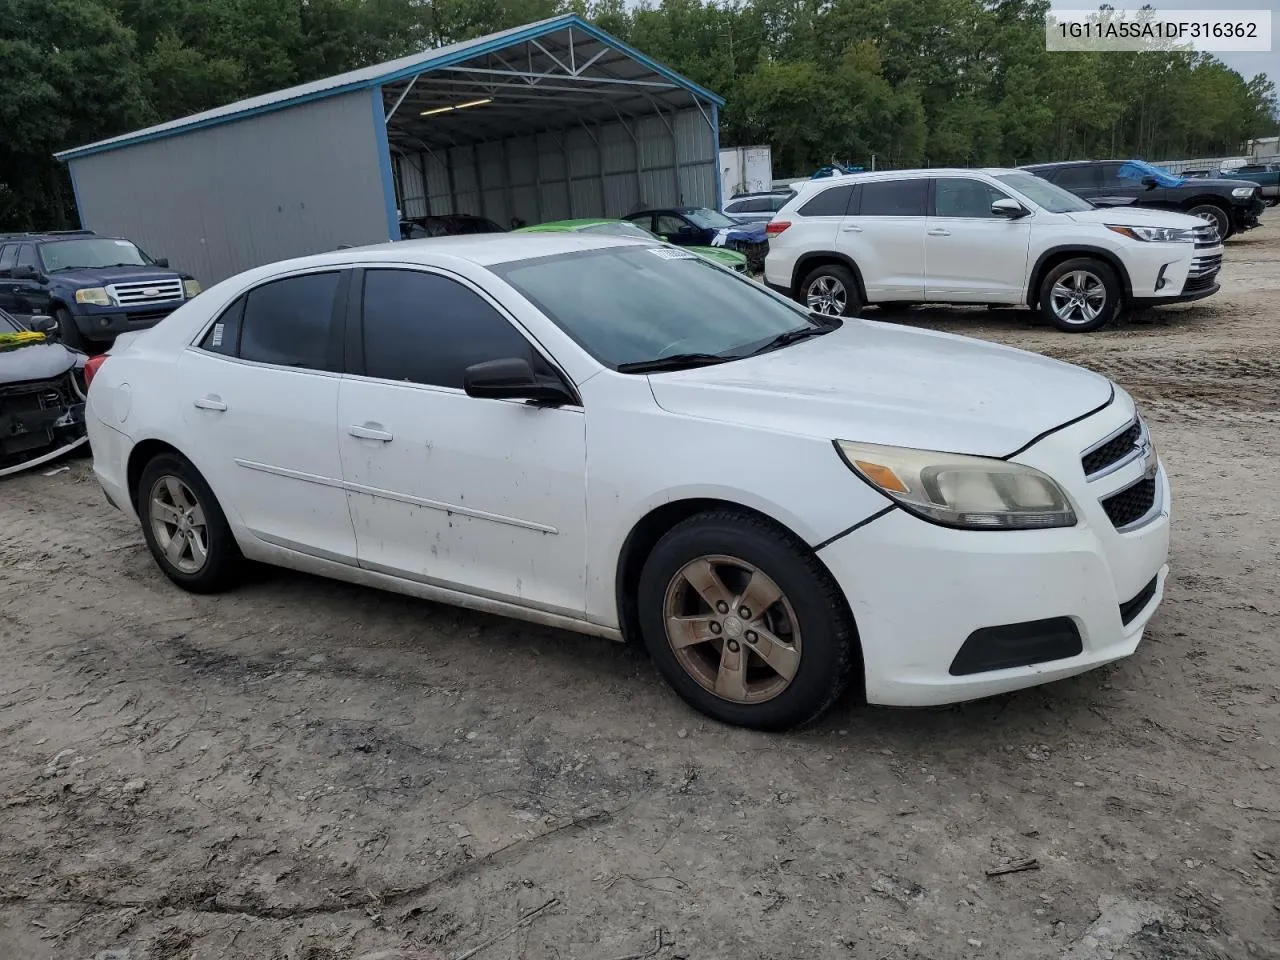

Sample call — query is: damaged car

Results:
[0,308,88,478]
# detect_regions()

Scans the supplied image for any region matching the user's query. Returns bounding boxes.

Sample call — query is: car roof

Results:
[315,232,652,269]
[794,168,1024,190]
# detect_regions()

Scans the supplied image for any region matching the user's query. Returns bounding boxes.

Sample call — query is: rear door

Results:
[839,178,927,301]
[925,177,1031,303]
[177,269,357,563]
[0,244,18,316]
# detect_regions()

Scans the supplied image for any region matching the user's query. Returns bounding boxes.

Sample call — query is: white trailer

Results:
[720,145,773,199]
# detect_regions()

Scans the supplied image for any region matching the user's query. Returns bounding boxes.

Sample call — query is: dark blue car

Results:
[625,207,768,270]
[0,230,199,353]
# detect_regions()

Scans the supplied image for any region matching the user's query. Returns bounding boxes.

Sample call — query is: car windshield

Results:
[995,172,1094,213]
[578,221,656,241]
[683,208,739,230]
[492,246,820,369]
[41,238,150,272]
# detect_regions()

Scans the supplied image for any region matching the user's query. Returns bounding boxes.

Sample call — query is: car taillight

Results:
[83,355,108,389]
[766,220,791,236]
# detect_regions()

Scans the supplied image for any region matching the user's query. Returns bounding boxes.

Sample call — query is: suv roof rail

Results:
[0,229,96,238]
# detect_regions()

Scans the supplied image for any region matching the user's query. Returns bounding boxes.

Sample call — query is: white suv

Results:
[764,168,1224,332]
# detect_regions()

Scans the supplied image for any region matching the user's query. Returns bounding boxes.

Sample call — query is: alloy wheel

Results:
[1049,270,1107,326]
[662,555,802,704]
[806,275,847,316]
[149,476,209,574]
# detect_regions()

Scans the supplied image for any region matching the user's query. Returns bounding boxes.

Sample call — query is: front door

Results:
[337,266,588,617]
[924,177,1032,303]
[177,269,357,562]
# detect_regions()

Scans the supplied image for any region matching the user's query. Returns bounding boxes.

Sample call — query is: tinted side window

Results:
[0,245,16,270]
[769,194,793,211]
[858,179,927,217]
[744,198,773,213]
[654,214,688,235]
[199,296,245,356]
[239,272,341,370]
[933,178,1012,218]
[1096,163,1127,188]
[724,200,747,214]
[360,269,539,389]
[15,245,38,269]
[799,184,854,217]
[1050,166,1099,190]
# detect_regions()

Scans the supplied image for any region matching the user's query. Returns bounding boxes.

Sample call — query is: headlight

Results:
[1232,186,1256,198]
[183,279,202,298]
[74,287,112,306]
[835,440,1077,530]
[1106,224,1193,243]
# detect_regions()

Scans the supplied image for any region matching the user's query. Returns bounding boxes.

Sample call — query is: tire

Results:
[1038,257,1122,333]
[1186,203,1231,241]
[54,307,90,353]
[636,510,857,730]
[136,452,243,593]
[799,263,863,318]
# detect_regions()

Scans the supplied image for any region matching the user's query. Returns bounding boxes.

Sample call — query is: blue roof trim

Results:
[372,88,400,241]
[54,15,722,161]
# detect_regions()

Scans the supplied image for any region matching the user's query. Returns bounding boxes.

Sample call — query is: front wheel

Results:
[636,510,857,730]
[54,307,90,353]
[137,453,243,593]
[1186,203,1231,241]
[1038,258,1121,333]
[799,264,863,318]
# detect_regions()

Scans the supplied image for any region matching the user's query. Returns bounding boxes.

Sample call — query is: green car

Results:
[516,218,749,272]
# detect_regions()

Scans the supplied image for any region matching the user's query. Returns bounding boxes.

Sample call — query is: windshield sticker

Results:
[648,247,698,260]
[210,323,224,348]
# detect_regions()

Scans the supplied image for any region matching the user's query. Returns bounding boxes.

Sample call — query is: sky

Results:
[1047,0,1279,82]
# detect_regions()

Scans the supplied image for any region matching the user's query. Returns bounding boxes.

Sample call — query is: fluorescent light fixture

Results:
[420,97,493,117]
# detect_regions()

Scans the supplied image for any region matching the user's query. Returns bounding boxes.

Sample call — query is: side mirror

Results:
[991,198,1029,218]
[154,257,170,268]
[12,265,42,281]
[463,357,575,406]
[1140,176,1158,189]
[29,315,57,335]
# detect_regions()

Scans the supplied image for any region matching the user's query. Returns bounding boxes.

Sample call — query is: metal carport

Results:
[54,15,724,285]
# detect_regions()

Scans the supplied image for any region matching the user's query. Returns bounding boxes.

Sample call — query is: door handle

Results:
[193,396,227,412]
[840,225,863,233]
[927,229,951,237]
[348,423,393,442]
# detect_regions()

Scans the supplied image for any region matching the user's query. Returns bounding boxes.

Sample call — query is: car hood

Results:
[646,321,1113,458]
[0,340,79,385]
[690,245,747,266]
[49,265,187,285]
[1064,207,1207,230]
[1185,176,1258,189]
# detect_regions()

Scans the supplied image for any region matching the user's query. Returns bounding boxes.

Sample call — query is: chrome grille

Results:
[1192,223,1220,248]
[1081,418,1144,480]
[106,278,184,306]
[1188,253,1223,279]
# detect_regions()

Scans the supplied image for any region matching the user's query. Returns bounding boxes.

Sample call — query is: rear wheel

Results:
[1187,203,1231,241]
[1038,258,1121,333]
[54,307,90,353]
[637,510,857,730]
[799,264,863,318]
[137,453,243,593]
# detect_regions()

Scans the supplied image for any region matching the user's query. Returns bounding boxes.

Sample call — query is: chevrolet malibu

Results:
[84,234,1170,730]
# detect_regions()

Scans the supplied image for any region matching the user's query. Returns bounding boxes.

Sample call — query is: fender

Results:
[1026,245,1134,305]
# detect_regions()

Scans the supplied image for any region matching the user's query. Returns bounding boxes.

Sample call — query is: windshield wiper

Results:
[616,353,732,374]
[746,324,833,357]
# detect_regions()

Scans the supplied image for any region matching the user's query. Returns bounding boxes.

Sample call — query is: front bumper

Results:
[73,304,182,341]
[1230,198,1265,231]
[818,399,1171,706]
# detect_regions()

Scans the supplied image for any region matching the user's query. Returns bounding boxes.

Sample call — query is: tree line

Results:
[2,0,1275,230]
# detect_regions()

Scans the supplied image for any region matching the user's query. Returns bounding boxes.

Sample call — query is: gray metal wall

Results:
[394,108,716,225]
[69,91,390,284]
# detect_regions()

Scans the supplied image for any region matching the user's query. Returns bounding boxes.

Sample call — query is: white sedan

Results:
[83,233,1170,730]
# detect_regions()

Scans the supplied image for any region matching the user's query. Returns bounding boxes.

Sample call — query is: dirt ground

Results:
[2,224,1278,960]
